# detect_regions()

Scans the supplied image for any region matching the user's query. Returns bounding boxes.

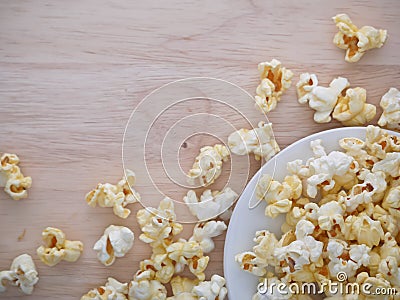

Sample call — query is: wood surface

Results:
[0,0,400,299]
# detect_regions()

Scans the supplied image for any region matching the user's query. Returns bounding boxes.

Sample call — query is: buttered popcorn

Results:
[86,169,140,218]
[36,227,83,266]
[378,88,400,131]
[228,122,280,161]
[237,126,400,298]
[332,13,387,63]
[0,153,32,200]
[255,58,294,113]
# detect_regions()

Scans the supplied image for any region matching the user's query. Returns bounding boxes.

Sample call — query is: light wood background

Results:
[0,0,399,299]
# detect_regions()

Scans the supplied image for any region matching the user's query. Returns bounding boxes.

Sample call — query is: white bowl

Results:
[223,127,400,300]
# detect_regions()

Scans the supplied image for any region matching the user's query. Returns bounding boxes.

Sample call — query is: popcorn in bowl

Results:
[235,126,400,299]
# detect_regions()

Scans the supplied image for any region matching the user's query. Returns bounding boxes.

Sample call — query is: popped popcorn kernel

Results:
[332,87,376,126]
[333,13,387,63]
[86,169,140,218]
[0,153,32,200]
[378,87,400,131]
[296,73,319,105]
[81,277,128,300]
[93,225,134,266]
[36,227,83,266]
[228,122,280,161]
[189,220,227,253]
[192,274,227,300]
[0,254,39,295]
[187,144,230,187]
[255,58,293,113]
[128,278,167,300]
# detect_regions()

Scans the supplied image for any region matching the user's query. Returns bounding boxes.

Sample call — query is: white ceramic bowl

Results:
[224,127,400,300]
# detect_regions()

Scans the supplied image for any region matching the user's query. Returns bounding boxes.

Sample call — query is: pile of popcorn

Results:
[235,125,400,299]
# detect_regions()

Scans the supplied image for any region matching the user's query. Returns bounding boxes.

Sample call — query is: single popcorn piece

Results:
[192,274,227,300]
[0,254,39,295]
[343,214,384,247]
[378,256,400,287]
[183,187,238,221]
[36,227,83,266]
[137,197,183,249]
[333,13,388,63]
[169,276,199,299]
[332,87,376,126]
[93,225,134,266]
[228,122,280,161]
[255,58,294,113]
[378,87,400,131]
[139,253,176,284]
[86,169,140,218]
[382,186,400,220]
[187,144,230,187]
[189,220,227,253]
[380,233,400,262]
[372,152,400,178]
[0,153,32,200]
[81,277,128,300]
[296,73,319,105]
[365,125,400,159]
[128,278,167,300]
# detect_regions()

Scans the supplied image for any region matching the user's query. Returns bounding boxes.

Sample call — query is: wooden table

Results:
[1,0,399,298]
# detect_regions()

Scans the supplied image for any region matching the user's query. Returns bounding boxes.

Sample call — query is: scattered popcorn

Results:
[365,125,400,160]
[36,227,83,266]
[139,253,176,284]
[187,144,230,187]
[228,122,280,161]
[93,225,134,266]
[378,87,400,131]
[192,274,227,300]
[81,277,128,300]
[296,73,319,105]
[333,13,387,63]
[0,153,32,200]
[169,276,199,298]
[183,187,238,221]
[332,87,376,126]
[189,220,227,253]
[128,278,167,300]
[86,169,140,218]
[137,197,183,250]
[0,254,39,295]
[255,58,294,113]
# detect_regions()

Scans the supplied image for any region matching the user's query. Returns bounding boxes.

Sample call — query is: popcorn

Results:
[0,254,39,295]
[378,87,400,131]
[128,279,167,300]
[332,87,376,126]
[306,77,350,123]
[137,198,183,250]
[296,73,319,105]
[192,274,227,300]
[184,188,238,221]
[166,240,209,281]
[339,137,377,169]
[365,125,400,159]
[0,153,32,200]
[252,272,293,300]
[189,220,227,253]
[343,215,384,247]
[380,233,400,262]
[333,13,388,63]
[81,277,128,300]
[255,58,294,113]
[382,186,400,220]
[86,169,140,218]
[93,225,134,266]
[356,272,392,299]
[187,144,229,187]
[372,205,399,237]
[169,276,199,298]
[372,152,400,178]
[378,256,400,287]
[228,122,280,161]
[139,254,176,284]
[36,227,83,266]
[305,201,345,231]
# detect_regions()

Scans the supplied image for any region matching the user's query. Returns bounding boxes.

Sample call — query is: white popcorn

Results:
[380,233,400,262]
[187,144,229,187]
[139,253,176,284]
[308,77,350,123]
[378,87,400,131]
[305,201,345,231]
[372,205,399,237]
[36,227,83,266]
[382,186,400,221]
[189,221,227,253]
[235,252,266,277]
[296,73,319,104]
[137,198,183,250]
[184,188,238,221]
[356,272,392,299]
[81,277,128,300]
[168,276,199,299]
[333,14,388,63]
[86,169,140,218]
[192,274,227,300]
[0,254,39,295]
[372,152,400,177]
[378,256,400,287]
[365,125,400,160]
[128,279,167,300]
[93,225,134,266]
[332,87,376,126]
[339,137,377,169]
[343,214,384,247]
[255,59,294,113]
[0,153,32,200]
[228,122,280,161]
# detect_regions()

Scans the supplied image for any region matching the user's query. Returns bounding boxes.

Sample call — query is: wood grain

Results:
[0,0,399,298]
